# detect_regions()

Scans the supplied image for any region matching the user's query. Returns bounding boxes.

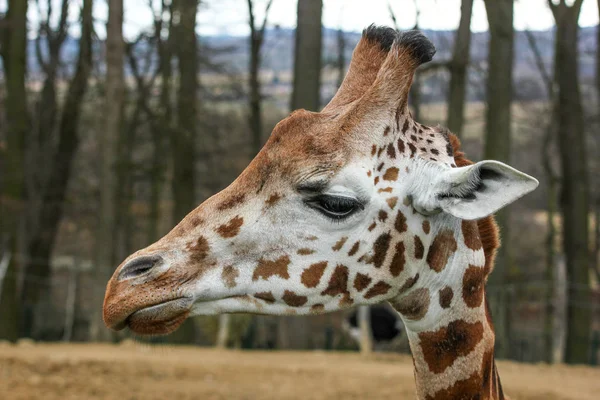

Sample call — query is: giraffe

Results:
[103,26,538,399]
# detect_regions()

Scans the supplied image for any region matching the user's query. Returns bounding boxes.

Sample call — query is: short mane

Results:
[448,133,500,276]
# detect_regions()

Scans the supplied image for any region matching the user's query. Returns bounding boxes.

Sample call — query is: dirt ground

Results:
[1,342,599,400]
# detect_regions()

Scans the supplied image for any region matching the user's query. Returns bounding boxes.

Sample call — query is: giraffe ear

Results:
[416,161,539,221]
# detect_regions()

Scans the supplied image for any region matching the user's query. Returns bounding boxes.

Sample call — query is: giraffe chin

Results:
[123,297,193,336]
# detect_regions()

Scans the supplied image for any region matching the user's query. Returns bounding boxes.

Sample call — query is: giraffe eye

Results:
[307,195,364,220]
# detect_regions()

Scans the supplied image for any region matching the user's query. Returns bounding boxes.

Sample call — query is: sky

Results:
[0,0,599,40]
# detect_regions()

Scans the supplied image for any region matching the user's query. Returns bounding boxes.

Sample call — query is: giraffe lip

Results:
[118,297,194,335]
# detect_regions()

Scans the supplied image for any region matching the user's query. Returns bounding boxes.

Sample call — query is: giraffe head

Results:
[103,26,537,336]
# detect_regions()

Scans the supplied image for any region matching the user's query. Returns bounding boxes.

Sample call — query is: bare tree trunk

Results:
[23,0,93,340]
[549,0,591,364]
[446,0,474,137]
[216,314,230,349]
[62,264,78,342]
[291,0,322,111]
[168,0,199,344]
[171,0,198,222]
[148,0,173,243]
[91,0,123,342]
[358,305,373,355]
[553,255,568,363]
[524,28,562,364]
[482,0,514,359]
[247,0,273,154]
[0,0,29,342]
[0,247,11,303]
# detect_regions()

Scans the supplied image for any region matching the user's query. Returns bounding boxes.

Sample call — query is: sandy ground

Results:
[0,342,599,400]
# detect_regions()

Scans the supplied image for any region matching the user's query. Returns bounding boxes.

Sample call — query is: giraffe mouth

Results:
[112,297,194,335]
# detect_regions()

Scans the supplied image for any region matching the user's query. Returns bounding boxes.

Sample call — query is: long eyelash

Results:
[305,194,364,221]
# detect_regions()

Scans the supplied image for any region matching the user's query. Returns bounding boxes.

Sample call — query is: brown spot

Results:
[382,167,399,181]
[374,176,380,185]
[431,148,439,155]
[301,261,327,288]
[425,371,482,400]
[378,210,388,222]
[389,241,406,277]
[348,241,360,256]
[387,143,396,158]
[188,236,210,264]
[217,193,245,210]
[254,291,275,303]
[462,220,483,251]
[265,193,282,207]
[418,320,484,374]
[391,288,430,320]
[408,143,417,157]
[377,147,384,157]
[414,236,425,259]
[439,286,453,308]
[252,255,290,281]
[398,139,406,153]
[402,119,409,133]
[216,216,244,238]
[353,273,372,292]
[368,222,377,231]
[378,187,393,193]
[321,265,349,297]
[332,236,348,251]
[399,273,419,293]
[339,294,353,307]
[372,233,391,268]
[364,281,391,299]
[311,304,325,312]
[282,290,308,307]
[386,197,398,209]
[377,162,384,171]
[306,235,318,241]
[383,126,391,136]
[297,248,315,255]
[221,265,239,288]
[395,210,407,233]
[462,265,485,308]
[367,170,372,177]
[422,220,431,234]
[426,230,457,272]
[371,144,377,156]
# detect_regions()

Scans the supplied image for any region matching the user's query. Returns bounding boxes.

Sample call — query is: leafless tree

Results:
[24,0,94,338]
[0,0,29,341]
[247,0,274,154]
[92,0,124,341]
[171,0,199,222]
[548,0,590,364]
[482,0,514,359]
[291,0,323,111]
[446,0,474,137]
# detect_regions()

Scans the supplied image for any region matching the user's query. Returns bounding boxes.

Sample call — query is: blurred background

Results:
[0,0,599,394]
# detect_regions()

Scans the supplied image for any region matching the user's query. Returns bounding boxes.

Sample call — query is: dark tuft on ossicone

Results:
[397,30,436,65]
[363,24,398,52]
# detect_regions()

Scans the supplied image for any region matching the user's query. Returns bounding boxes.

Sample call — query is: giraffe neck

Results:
[388,224,505,400]
[399,294,504,399]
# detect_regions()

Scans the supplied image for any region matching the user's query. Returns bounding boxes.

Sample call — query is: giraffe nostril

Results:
[118,255,163,281]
